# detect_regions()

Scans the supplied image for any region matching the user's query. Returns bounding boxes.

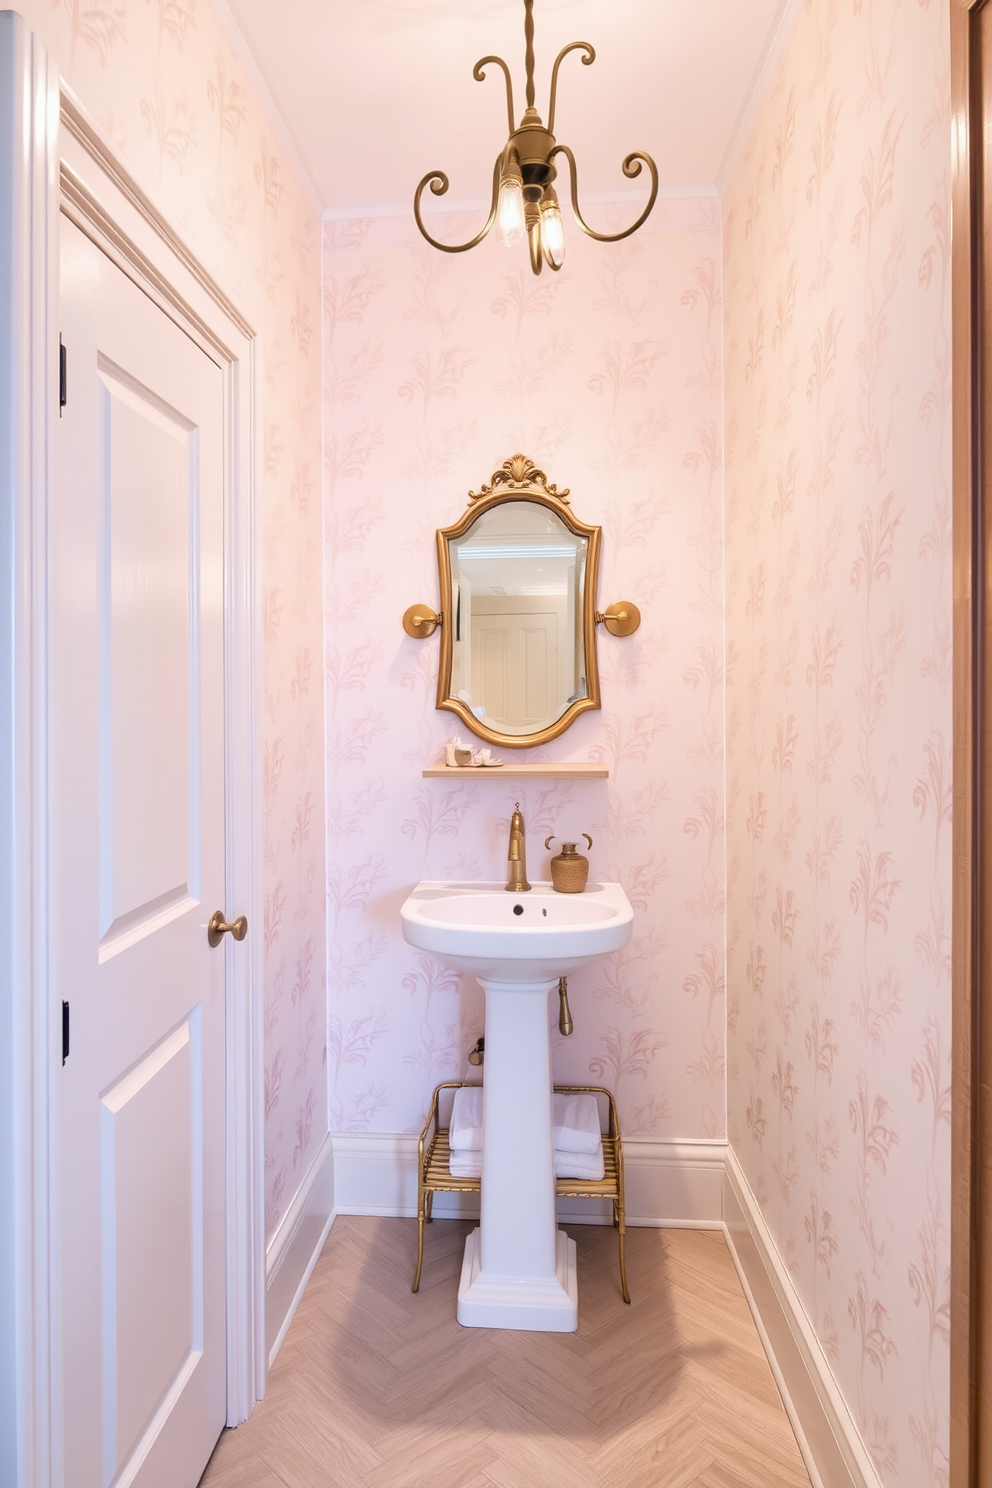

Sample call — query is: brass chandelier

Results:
[413,0,659,276]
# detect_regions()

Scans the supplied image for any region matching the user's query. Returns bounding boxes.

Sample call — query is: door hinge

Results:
[62,1000,69,1065]
[59,337,66,414]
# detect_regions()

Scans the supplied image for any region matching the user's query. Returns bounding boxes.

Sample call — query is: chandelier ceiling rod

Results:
[413,0,659,277]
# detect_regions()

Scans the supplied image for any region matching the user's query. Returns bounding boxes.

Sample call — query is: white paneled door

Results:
[56,216,229,1488]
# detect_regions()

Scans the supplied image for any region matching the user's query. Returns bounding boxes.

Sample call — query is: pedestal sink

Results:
[400,880,633,1331]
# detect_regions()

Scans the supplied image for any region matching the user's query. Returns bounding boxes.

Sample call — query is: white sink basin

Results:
[400,880,633,982]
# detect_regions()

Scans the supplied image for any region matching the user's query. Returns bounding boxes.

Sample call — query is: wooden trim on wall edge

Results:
[951,1,984,1484]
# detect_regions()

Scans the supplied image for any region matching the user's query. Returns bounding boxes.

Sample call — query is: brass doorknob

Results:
[208,911,248,948]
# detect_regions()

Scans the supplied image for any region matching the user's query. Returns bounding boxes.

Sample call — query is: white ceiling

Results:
[220,0,796,216]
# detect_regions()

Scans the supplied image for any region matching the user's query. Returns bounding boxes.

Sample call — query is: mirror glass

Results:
[446,500,590,739]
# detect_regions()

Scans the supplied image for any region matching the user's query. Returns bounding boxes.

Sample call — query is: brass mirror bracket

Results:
[596,601,641,638]
[402,603,441,639]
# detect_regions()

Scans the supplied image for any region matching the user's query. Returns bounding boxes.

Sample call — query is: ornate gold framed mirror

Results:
[403,455,640,750]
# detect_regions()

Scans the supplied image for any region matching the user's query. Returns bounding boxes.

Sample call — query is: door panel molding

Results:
[0,17,264,1485]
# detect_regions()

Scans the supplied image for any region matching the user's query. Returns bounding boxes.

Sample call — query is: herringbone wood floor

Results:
[199,1217,812,1488]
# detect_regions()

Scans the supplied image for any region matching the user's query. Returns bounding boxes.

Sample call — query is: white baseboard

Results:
[623,1139,726,1227]
[330,1131,726,1226]
[265,1133,336,1366]
[722,1148,883,1488]
[331,1132,422,1217]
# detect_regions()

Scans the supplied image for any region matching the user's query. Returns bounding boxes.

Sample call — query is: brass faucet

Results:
[505,802,531,892]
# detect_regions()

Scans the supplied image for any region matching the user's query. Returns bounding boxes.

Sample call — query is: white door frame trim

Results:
[1,17,265,1484]
[0,18,60,1487]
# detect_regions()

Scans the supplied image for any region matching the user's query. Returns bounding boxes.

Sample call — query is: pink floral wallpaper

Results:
[323,203,727,1142]
[12,0,957,1468]
[723,1,951,1483]
[16,0,328,1241]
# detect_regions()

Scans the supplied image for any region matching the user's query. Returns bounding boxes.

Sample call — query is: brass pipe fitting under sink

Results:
[558,977,573,1036]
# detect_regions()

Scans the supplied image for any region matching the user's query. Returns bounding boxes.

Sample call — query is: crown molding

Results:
[717,0,804,198]
[208,0,327,216]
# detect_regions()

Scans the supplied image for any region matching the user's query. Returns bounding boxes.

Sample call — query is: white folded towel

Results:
[553,1092,602,1155]
[449,1086,484,1152]
[449,1150,482,1178]
[448,1140,605,1183]
[449,1088,603,1156]
[554,1142,605,1181]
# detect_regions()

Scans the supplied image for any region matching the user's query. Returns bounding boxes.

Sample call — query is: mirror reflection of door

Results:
[447,500,588,737]
[470,596,567,729]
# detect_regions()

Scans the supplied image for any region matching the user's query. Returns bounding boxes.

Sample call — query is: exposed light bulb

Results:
[497,174,525,248]
[540,193,565,269]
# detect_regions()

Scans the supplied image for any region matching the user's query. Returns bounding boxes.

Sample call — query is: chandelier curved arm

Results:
[549,144,659,243]
[473,55,515,137]
[547,42,595,136]
[413,155,502,254]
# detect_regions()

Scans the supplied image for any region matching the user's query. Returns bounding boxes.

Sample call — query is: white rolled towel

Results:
[449,1086,484,1152]
[553,1092,602,1155]
[448,1141,605,1182]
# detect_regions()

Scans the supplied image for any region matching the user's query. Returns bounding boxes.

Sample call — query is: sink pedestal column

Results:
[457,975,577,1332]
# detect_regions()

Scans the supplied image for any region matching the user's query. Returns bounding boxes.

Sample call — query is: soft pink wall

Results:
[323,204,725,1139]
[15,0,327,1241]
[724,1,951,1482]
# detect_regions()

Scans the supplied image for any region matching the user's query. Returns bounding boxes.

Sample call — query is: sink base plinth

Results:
[456,1226,578,1332]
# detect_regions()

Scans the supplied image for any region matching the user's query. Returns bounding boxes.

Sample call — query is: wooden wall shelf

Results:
[422,762,608,779]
